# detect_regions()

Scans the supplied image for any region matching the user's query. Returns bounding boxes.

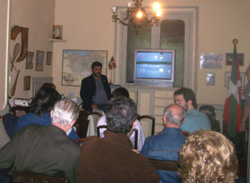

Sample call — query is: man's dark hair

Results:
[106,96,137,134]
[91,61,102,69]
[111,87,130,98]
[30,87,61,116]
[174,87,197,109]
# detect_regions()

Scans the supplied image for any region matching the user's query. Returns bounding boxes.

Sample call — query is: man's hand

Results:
[91,104,98,109]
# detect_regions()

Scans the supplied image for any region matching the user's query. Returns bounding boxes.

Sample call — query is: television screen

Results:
[134,49,175,87]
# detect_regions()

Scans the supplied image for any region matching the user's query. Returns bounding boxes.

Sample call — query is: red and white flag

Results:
[108,56,116,70]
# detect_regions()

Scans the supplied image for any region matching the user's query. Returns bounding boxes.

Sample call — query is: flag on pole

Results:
[223,40,242,137]
[108,56,116,70]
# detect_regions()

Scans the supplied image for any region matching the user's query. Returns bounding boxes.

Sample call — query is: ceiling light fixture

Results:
[111,0,162,35]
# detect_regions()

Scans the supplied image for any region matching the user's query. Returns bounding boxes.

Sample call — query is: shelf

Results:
[48,39,67,43]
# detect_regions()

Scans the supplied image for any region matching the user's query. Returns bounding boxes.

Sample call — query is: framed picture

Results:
[26,52,34,69]
[46,51,52,65]
[36,50,44,71]
[62,50,108,86]
[225,72,245,88]
[200,53,223,69]
[206,73,215,85]
[225,53,244,66]
[24,76,31,91]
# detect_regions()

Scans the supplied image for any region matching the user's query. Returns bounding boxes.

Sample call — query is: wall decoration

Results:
[62,50,108,86]
[225,72,245,88]
[35,50,44,71]
[46,51,52,65]
[52,25,63,39]
[200,53,223,69]
[24,76,31,90]
[206,72,215,85]
[26,52,34,69]
[225,53,244,66]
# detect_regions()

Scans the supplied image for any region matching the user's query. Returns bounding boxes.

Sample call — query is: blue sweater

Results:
[15,112,79,141]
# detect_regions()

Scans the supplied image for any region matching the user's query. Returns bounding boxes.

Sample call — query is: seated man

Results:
[178,130,238,183]
[97,87,145,151]
[141,104,187,183]
[77,96,159,183]
[0,99,81,183]
[174,87,211,133]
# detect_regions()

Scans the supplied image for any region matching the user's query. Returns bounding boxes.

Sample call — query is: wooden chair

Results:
[75,110,102,138]
[149,159,179,171]
[10,170,69,183]
[137,115,155,136]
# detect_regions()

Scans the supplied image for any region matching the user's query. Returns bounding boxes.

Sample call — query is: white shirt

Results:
[97,116,145,151]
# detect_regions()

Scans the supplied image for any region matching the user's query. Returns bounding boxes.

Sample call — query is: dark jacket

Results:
[77,130,160,183]
[80,74,111,111]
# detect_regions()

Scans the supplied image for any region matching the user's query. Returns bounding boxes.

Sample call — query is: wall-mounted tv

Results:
[133,49,175,87]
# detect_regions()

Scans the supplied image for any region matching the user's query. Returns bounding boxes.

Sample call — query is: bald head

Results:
[163,104,185,127]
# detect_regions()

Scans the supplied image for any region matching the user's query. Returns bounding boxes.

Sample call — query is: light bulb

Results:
[111,7,116,13]
[156,10,162,17]
[137,11,143,18]
[127,2,132,8]
[153,3,160,11]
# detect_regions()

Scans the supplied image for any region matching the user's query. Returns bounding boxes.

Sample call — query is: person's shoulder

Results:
[82,74,93,82]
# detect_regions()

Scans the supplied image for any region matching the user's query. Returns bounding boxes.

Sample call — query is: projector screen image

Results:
[136,52,173,64]
[136,64,172,79]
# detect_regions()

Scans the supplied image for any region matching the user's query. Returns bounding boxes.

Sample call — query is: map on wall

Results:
[62,50,107,86]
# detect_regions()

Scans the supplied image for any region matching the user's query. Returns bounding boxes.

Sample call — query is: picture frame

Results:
[200,53,223,69]
[46,51,52,65]
[24,76,31,91]
[26,52,34,69]
[206,72,215,85]
[225,72,245,88]
[225,53,244,66]
[62,50,108,86]
[36,50,44,71]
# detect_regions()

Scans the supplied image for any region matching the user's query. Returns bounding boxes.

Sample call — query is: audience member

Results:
[77,96,159,183]
[97,87,145,151]
[0,99,81,183]
[174,87,211,133]
[178,130,238,183]
[0,120,9,149]
[15,87,79,141]
[42,82,56,89]
[141,104,186,183]
[80,61,111,112]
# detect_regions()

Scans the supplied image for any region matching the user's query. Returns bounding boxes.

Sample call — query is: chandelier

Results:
[111,0,162,35]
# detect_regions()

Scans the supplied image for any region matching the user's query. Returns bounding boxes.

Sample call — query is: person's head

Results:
[245,65,250,82]
[30,87,61,116]
[178,130,238,183]
[91,61,102,78]
[111,87,130,99]
[42,83,56,89]
[174,87,197,111]
[163,104,185,128]
[106,96,137,134]
[51,99,79,131]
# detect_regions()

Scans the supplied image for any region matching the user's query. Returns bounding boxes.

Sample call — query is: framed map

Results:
[62,50,108,86]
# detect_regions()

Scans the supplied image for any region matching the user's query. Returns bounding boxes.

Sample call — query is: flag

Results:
[223,43,242,137]
[108,56,116,70]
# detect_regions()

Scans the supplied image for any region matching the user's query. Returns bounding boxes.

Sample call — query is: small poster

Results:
[200,53,223,69]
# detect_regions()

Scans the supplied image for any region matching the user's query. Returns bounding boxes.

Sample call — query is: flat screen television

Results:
[133,49,175,87]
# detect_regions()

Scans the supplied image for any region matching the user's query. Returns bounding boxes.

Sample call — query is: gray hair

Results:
[163,104,185,126]
[51,99,79,127]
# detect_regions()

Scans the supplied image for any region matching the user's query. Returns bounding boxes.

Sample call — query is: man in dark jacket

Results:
[80,61,111,112]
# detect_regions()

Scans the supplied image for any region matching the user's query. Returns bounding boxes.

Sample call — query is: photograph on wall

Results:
[225,72,245,88]
[46,51,52,65]
[225,53,244,66]
[24,76,31,90]
[206,72,215,85]
[62,50,108,86]
[200,53,223,69]
[26,52,34,69]
[35,50,44,71]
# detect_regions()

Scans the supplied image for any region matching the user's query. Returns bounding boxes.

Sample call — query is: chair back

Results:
[10,170,69,183]
[137,115,155,137]
[149,159,178,171]
[75,110,102,138]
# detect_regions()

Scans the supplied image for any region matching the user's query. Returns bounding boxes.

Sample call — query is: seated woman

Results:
[15,87,79,141]
[178,130,238,183]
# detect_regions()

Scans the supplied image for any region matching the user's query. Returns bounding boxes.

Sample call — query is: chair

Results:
[149,159,179,171]
[10,170,69,183]
[75,110,102,138]
[137,115,155,136]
